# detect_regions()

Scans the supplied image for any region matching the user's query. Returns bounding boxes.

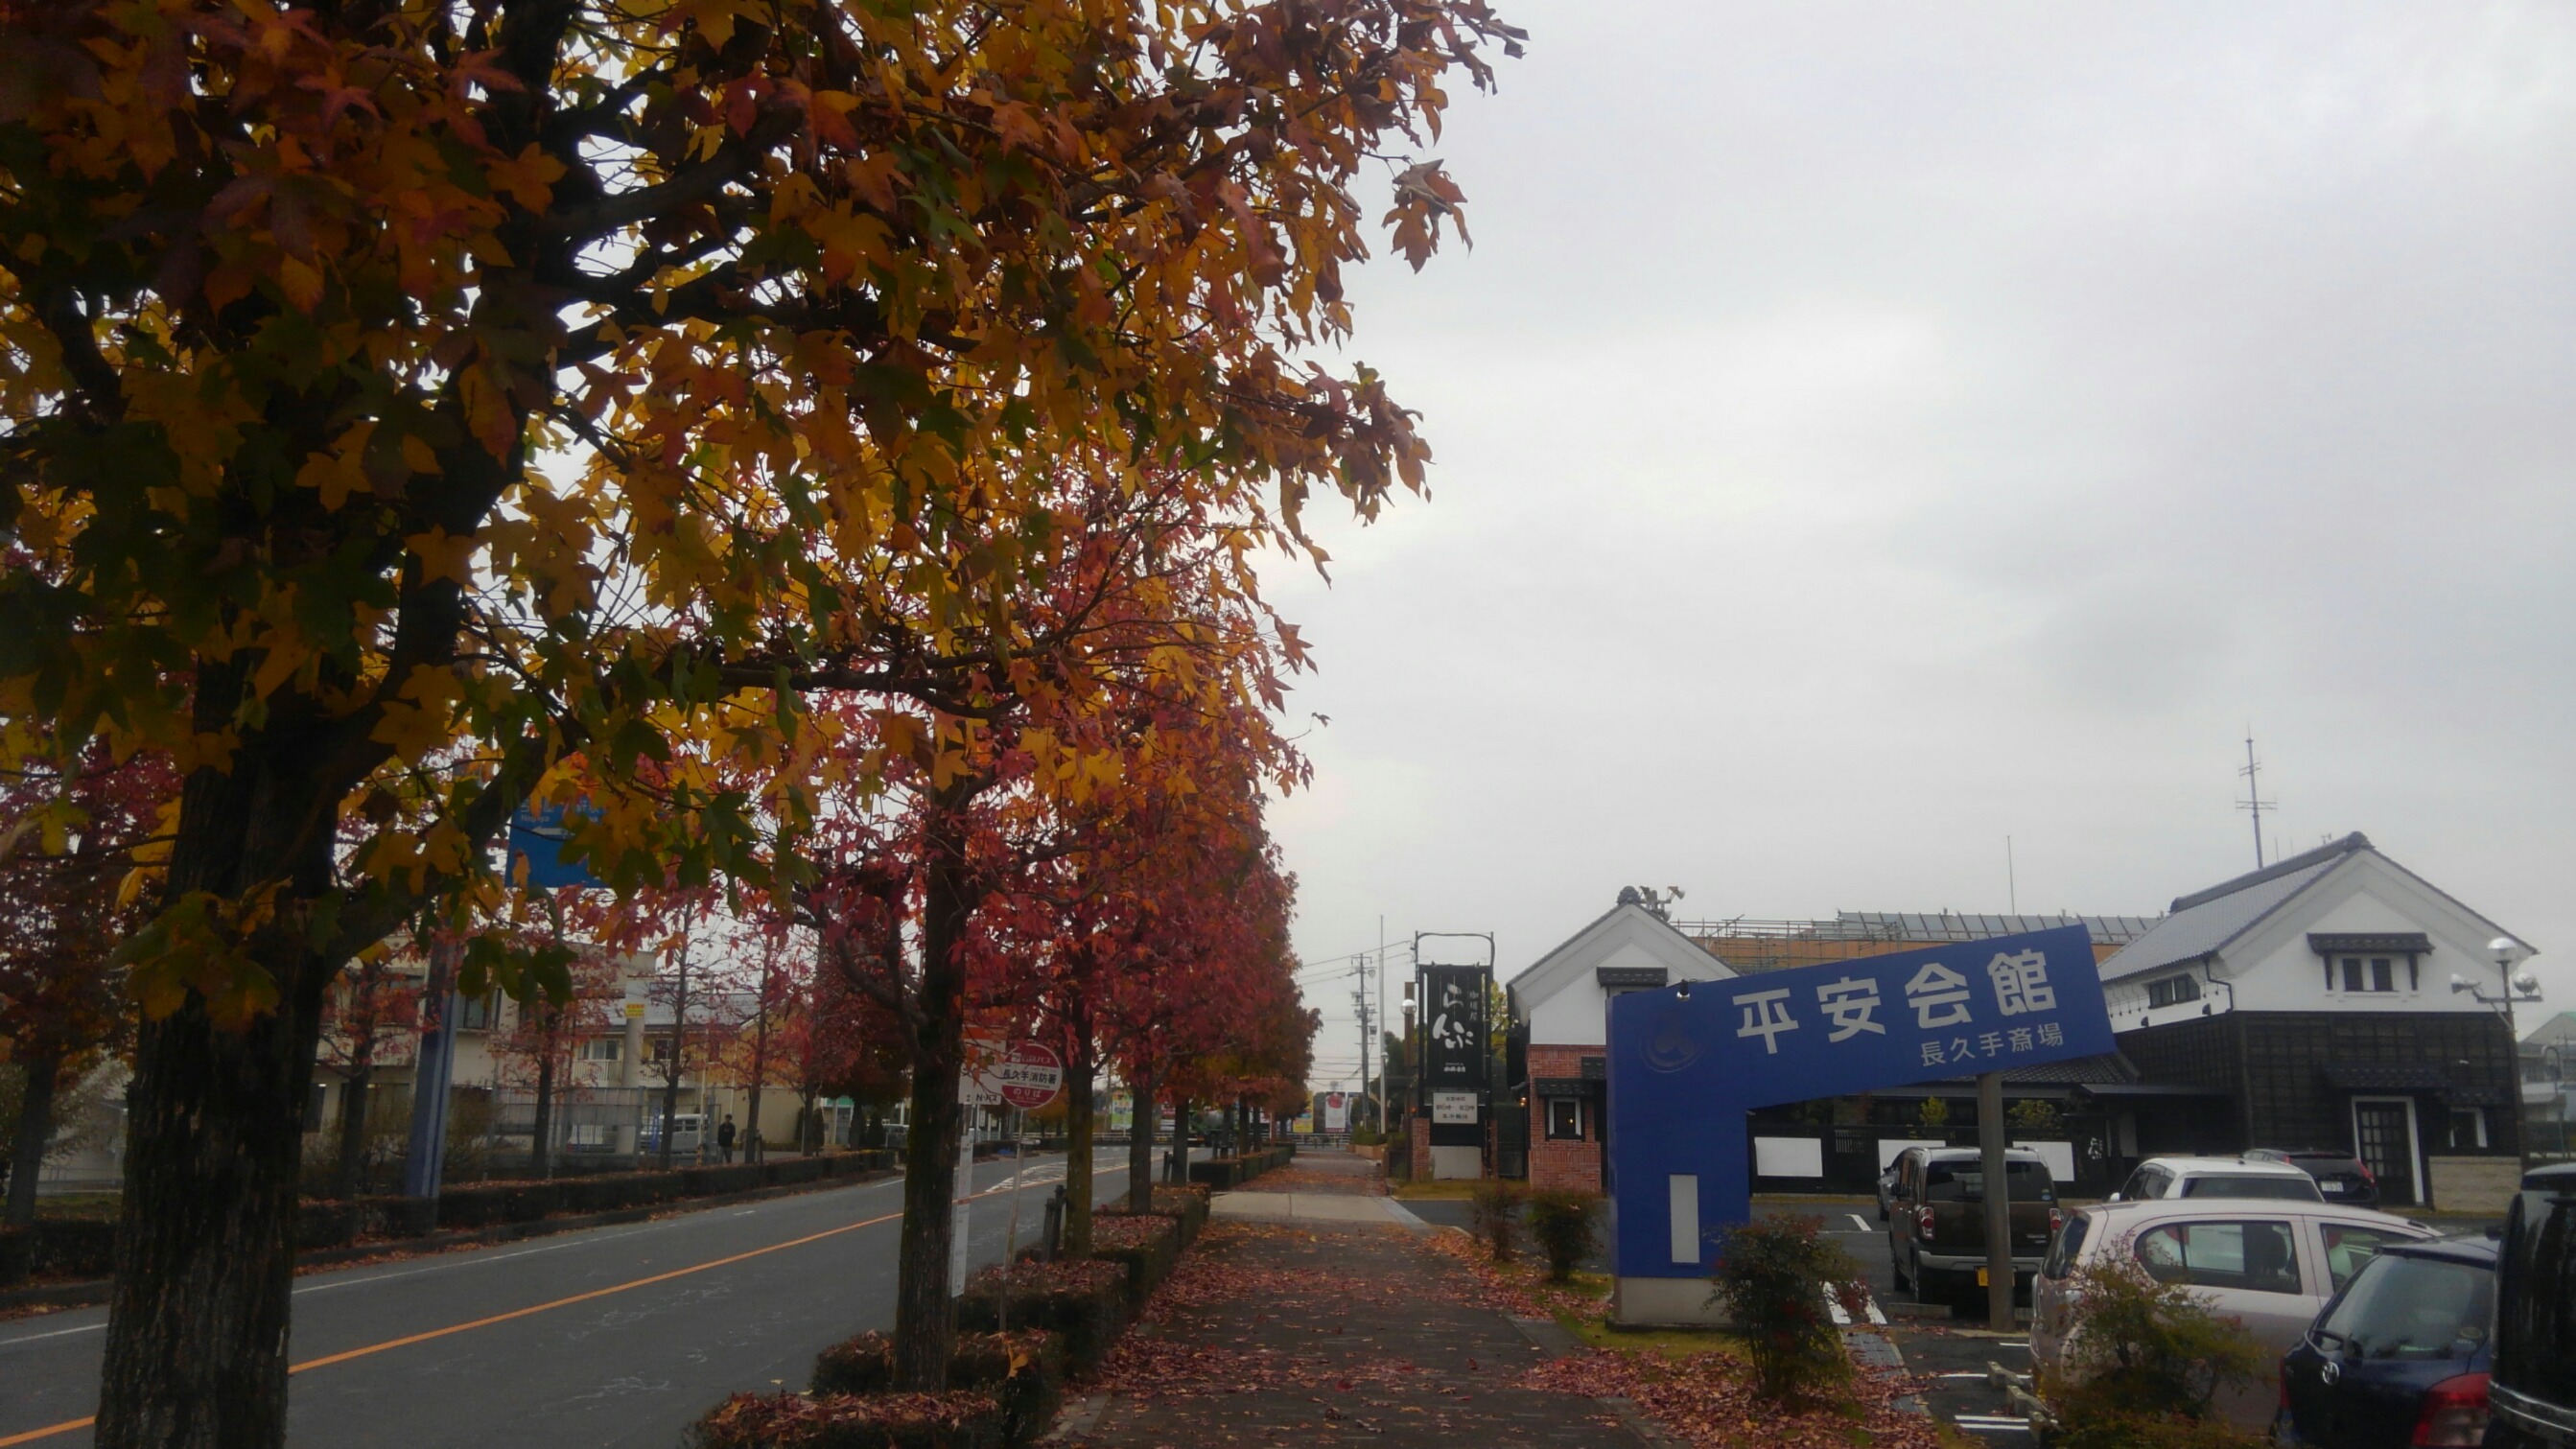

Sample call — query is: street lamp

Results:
[2453,936,2543,1169]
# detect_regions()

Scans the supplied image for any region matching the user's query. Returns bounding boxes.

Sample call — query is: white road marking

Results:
[0,1320,104,1346]
[1849,1214,1871,1232]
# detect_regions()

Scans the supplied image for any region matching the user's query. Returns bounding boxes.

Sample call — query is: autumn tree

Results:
[0,742,175,1224]
[0,0,1515,1437]
[312,946,421,1198]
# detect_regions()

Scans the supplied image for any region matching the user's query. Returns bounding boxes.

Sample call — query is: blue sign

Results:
[507,804,604,890]
[1604,925,2114,1279]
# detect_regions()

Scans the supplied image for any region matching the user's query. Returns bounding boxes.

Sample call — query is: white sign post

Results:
[950,1068,999,1298]
[947,1040,1062,1299]
[1432,1090,1479,1126]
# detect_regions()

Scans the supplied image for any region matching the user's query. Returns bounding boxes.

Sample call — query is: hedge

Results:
[0,1219,117,1284]
[954,1259,1129,1377]
[0,1150,901,1289]
[810,1331,1064,1446]
[1098,1181,1208,1249]
[1082,1214,1180,1313]
[687,1391,1006,1449]
[1183,1146,1294,1191]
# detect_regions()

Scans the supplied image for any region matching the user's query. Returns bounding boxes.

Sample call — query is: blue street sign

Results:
[508,804,605,891]
[1604,924,2115,1279]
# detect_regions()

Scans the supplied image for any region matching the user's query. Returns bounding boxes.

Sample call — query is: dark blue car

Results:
[2276,1236,2494,1449]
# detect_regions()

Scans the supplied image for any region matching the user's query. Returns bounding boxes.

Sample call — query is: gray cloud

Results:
[1264,2,2576,1087]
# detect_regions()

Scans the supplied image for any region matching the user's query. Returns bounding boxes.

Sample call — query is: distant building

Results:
[2098,832,2530,1209]
[1504,896,1737,1192]
[2518,1011,2576,1160]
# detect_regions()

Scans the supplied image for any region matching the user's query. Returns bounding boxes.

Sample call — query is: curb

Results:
[0,1166,903,1317]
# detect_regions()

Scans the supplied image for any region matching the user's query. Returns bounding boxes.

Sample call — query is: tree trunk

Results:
[743,988,771,1165]
[1063,1039,1094,1257]
[890,809,972,1392]
[332,1061,372,1200]
[94,673,355,1449]
[800,1088,818,1156]
[529,1004,558,1180]
[5,1048,61,1227]
[1165,1093,1189,1183]
[658,928,691,1171]
[1125,1063,1159,1214]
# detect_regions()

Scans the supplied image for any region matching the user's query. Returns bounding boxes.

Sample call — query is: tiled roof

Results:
[2096,835,2373,983]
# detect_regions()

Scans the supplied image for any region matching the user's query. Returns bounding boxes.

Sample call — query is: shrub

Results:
[808,1331,1065,1446]
[1085,1214,1181,1310]
[1708,1214,1869,1407]
[1469,1180,1522,1263]
[955,1259,1129,1375]
[2041,1259,2267,1449]
[1525,1191,1601,1283]
[687,1390,1006,1449]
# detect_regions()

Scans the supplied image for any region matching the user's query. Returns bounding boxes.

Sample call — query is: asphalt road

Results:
[0,1150,1148,1449]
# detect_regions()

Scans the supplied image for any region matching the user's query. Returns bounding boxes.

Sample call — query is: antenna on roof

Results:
[2236,730,2277,868]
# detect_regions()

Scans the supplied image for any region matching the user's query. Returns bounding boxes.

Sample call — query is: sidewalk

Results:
[1071,1227,1640,1448]
[1069,1152,1941,1449]
[1072,1152,1637,1449]
[1207,1152,1431,1229]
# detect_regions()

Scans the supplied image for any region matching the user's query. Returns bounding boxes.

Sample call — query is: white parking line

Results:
[1849,1213,1871,1232]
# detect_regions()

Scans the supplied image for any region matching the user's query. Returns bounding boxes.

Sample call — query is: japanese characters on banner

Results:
[1418,966,1489,1090]
[1605,925,2116,1282]
[1726,946,2073,1070]
[1431,1091,1478,1125]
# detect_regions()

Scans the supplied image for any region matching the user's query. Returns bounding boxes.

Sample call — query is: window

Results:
[568,1123,614,1146]
[1923,1160,2055,1202]
[2320,1224,2413,1295]
[2178,1174,2321,1202]
[2315,1251,2490,1359]
[577,1037,622,1063]
[2447,1108,2487,1151]
[456,992,499,1031]
[2133,1221,2302,1295]
[1545,1097,1584,1140]
[2119,1166,2170,1201]
[2146,975,2202,1009]
[2336,956,2400,993]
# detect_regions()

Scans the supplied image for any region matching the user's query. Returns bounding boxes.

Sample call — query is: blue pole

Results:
[402,936,462,1202]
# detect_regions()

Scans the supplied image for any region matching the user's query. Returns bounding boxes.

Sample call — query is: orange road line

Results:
[0,1204,910,1447]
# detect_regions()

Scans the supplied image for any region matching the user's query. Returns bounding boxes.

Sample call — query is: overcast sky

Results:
[1263,3,2576,1089]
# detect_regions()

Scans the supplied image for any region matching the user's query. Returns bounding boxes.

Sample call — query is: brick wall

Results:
[1526,1043,1604,1194]
[1409,1112,1431,1180]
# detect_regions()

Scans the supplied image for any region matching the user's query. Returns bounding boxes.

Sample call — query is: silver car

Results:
[2030,1197,2435,1430]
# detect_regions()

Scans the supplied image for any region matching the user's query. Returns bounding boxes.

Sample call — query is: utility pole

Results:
[2236,732,2276,869]
[658,918,693,1171]
[1352,952,1375,1135]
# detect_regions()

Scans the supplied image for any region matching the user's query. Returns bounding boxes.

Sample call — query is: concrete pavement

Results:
[0,1150,1136,1449]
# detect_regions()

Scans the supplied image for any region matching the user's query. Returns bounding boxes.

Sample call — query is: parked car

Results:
[2276,1235,2494,1447]
[2031,1197,2436,1429]
[2246,1148,2379,1209]
[1885,1146,2058,1308]
[2488,1161,2576,1449]
[2109,1155,2324,1203]
[1877,1160,1901,1222]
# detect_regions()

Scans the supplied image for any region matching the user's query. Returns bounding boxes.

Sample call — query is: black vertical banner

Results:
[1420,966,1490,1146]
[1420,966,1487,1087]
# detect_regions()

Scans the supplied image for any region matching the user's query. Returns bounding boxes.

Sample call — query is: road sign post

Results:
[948,1041,1065,1299]
[1604,925,2117,1325]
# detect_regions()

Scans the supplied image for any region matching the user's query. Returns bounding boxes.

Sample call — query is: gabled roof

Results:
[1506,900,1736,1014]
[2098,831,2525,983]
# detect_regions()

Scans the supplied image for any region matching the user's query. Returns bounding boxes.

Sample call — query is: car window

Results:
[2315,1254,2492,1361]
[2179,1174,2323,1202]
[2121,1167,2165,1200]
[2133,1220,2303,1295]
[1923,1160,2055,1202]
[2319,1224,2413,1294]
[2495,1184,2576,1398]
[2044,1211,2091,1279]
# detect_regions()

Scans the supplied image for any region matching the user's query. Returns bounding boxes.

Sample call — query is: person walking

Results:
[716,1114,738,1165]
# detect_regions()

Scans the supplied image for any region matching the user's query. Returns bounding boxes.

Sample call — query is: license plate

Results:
[2320,1182,2344,1194]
